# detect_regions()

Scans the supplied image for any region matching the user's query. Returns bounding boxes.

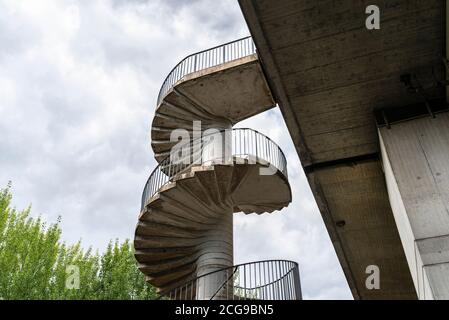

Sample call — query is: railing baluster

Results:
[244,129,246,155]
[226,269,229,299]
[282,269,286,300]
[244,264,247,299]
[249,261,252,297]
[277,261,281,300]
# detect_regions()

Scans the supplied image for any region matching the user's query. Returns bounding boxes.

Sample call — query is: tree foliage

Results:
[0,184,157,300]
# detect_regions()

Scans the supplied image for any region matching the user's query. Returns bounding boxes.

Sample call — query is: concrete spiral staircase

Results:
[134,37,295,299]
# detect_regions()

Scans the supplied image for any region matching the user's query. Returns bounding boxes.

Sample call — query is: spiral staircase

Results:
[134,37,301,300]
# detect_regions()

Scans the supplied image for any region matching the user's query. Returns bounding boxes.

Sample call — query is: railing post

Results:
[223,45,226,64]
[293,265,302,300]
[255,131,258,161]
[244,264,247,299]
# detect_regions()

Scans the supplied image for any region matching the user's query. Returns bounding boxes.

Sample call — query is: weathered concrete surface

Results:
[196,211,233,300]
[238,0,447,298]
[151,55,275,162]
[309,159,416,299]
[379,113,449,299]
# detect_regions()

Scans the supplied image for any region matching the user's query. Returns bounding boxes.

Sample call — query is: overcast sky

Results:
[0,0,352,299]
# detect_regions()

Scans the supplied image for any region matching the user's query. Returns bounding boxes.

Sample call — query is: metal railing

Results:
[165,260,301,300]
[141,128,288,211]
[157,36,256,106]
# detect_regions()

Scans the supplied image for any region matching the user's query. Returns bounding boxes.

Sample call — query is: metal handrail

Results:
[165,259,302,300]
[157,36,256,106]
[141,128,288,211]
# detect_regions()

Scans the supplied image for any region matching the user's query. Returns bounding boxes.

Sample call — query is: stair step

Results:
[134,246,195,262]
[136,220,200,239]
[134,235,201,249]
[140,208,212,231]
[136,254,198,275]
[145,262,196,289]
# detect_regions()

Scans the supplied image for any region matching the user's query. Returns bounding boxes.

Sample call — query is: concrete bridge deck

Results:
[239,0,447,299]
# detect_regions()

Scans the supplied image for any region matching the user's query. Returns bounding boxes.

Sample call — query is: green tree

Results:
[98,239,156,299]
[0,184,158,300]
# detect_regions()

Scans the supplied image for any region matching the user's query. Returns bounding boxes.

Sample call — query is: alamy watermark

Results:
[365,265,380,290]
[65,265,80,290]
[169,121,278,176]
[365,5,380,30]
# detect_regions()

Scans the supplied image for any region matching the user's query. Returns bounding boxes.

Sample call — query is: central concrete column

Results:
[192,122,234,300]
[196,211,233,300]
[201,124,233,166]
[379,112,449,299]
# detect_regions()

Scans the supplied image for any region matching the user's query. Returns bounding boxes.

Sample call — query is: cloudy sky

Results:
[0,0,352,299]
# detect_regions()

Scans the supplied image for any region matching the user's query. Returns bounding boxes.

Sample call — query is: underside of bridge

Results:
[239,0,448,299]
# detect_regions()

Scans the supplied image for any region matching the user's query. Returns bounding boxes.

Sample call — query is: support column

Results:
[201,123,233,166]
[379,112,449,299]
[194,122,234,299]
[195,211,233,300]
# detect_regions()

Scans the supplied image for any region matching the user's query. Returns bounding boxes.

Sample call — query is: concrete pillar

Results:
[193,123,234,299]
[379,112,449,299]
[195,211,233,300]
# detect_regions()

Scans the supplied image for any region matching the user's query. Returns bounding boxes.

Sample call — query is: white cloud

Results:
[0,0,351,299]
